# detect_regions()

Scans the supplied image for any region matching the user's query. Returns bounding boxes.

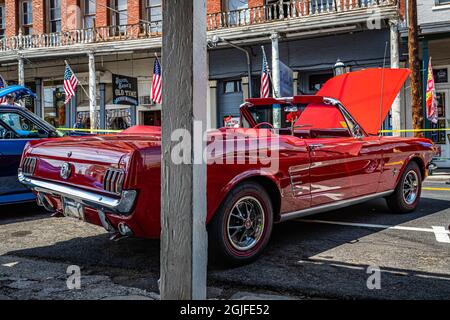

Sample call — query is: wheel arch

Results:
[208,171,282,224]
[396,155,426,186]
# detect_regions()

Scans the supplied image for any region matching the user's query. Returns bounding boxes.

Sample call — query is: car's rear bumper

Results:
[18,171,136,215]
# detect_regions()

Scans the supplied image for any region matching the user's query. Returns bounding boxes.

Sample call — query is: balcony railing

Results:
[207,0,396,30]
[0,21,162,52]
[0,0,396,52]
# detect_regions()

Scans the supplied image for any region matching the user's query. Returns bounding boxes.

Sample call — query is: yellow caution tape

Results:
[57,127,121,133]
[380,128,450,133]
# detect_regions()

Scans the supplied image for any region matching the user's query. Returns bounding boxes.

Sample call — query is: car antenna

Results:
[378,41,388,137]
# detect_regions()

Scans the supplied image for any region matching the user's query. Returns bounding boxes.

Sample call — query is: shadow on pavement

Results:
[4,196,450,299]
[0,203,48,226]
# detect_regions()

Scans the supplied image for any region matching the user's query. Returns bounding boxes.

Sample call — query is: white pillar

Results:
[88,52,97,132]
[160,0,207,300]
[207,80,217,129]
[270,32,281,128]
[18,56,25,86]
[293,71,299,96]
[390,19,401,137]
[242,76,249,100]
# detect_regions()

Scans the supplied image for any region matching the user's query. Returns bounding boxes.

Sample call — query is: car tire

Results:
[385,161,422,214]
[208,182,273,267]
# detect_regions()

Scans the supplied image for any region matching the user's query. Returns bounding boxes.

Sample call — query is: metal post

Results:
[270,32,281,128]
[35,78,42,117]
[422,39,430,136]
[99,83,106,129]
[18,56,25,86]
[390,19,401,137]
[160,0,208,300]
[221,38,252,98]
[88,52,97,132]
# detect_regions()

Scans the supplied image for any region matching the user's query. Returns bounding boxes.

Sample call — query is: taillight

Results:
[103,168,125,194]
[22,157,37,176]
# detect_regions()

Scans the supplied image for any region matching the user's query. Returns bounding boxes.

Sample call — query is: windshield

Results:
[245,102,356,134]
[0,111,64,138]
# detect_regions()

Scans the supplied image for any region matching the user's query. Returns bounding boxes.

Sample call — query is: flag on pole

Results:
[151,57,162,104]
[0,75,8,104]
[260,50,270,98]
[64,63,79,105]
[426,58,438,124]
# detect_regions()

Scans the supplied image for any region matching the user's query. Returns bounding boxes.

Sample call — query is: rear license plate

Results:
[62,198,85,220]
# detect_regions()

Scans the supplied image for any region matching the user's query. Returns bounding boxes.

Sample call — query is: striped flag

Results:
[0,75,8,104]
[260,52,270,98]
[426,58,438,124]
[63,63,79,105]
[151,58,162,104]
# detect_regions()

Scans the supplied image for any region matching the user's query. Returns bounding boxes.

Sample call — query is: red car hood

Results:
[317,68,410,135]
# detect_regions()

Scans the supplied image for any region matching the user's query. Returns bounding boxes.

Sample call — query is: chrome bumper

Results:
[18,171,136,215]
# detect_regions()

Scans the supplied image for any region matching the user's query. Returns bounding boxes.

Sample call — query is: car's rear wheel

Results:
[208,182,273,267]
[386,161,422,213]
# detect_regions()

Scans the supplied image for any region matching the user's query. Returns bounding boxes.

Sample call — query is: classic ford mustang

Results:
[18,69,435,265]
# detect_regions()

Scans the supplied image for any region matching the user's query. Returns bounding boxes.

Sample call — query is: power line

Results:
[87,0,154,25]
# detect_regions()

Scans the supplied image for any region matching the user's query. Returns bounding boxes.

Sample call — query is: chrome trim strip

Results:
[18,171,136,214]
[279,190,394,222]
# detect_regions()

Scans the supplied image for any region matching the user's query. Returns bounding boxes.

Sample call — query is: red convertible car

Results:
[18,69,435,266]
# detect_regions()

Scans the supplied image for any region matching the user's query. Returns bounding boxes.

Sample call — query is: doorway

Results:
[432,88,450,167]
[141,110,161,126]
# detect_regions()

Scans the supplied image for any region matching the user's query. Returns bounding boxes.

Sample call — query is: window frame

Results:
[82,0,96,29]
[110,0,128,27]
[435,0,450,6]
[48,0,62,33]
[145,0,162,32]
[223,80,242,94]
[20,0,33,35]
[0,4,5,38]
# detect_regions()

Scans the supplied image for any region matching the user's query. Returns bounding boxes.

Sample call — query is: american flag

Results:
[151,58,162,104]
[260,53,270,98]
[64,63,78,104]
[0,75,7,104]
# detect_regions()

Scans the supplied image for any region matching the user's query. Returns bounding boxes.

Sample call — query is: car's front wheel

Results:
[208,182,273,267]
[386,161,422,213]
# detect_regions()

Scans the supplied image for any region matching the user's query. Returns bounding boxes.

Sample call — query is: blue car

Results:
[0,85,87,205]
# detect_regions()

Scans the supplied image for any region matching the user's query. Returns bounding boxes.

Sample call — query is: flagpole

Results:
[261,46,277,97]
[64,60,92,101]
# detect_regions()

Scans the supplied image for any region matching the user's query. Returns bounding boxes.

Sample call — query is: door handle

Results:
[309,144,324,151]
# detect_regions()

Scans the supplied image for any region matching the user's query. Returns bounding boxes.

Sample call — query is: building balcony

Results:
[0,0,399,61]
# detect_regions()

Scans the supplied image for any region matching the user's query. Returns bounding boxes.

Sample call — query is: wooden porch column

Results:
[160,0,208,300]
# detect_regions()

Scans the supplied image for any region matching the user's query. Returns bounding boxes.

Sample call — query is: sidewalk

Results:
[426,168,450,182]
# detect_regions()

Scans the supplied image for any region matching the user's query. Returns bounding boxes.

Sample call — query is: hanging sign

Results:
[112,74,139,106]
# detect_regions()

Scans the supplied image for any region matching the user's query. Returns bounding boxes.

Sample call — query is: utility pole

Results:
[160,0,208,300]
[408,0,423,137]
[270,32,281,128]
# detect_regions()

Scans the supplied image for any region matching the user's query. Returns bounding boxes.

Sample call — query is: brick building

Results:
[0,0,409,131]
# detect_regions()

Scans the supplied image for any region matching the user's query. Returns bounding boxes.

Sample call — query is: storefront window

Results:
[75,111,100,129]
[43,84,66,127]
[107,108,131,130]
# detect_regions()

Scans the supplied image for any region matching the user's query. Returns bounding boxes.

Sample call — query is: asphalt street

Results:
[0,179,449,299]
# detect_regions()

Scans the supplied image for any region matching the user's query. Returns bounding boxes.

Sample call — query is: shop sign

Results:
[113,74,139,106]
[434,68,448,84]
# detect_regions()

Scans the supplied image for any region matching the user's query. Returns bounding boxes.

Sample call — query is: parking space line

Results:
[296,219,450,244]
[432,226,450,244]
[423,187,450,191]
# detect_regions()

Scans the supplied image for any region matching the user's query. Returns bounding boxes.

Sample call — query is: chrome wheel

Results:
[226,196,265,251]
[403,170,419,205]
